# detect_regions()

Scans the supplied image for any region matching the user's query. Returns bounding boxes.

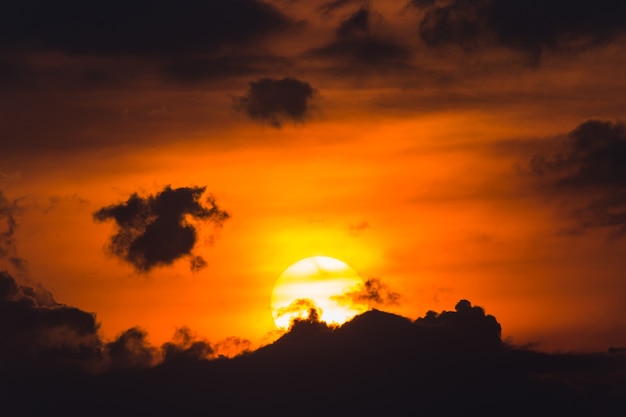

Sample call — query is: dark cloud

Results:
[93,185,229,273]
[0,191,26,271]
[0,271,102,369]
[525,120,626,238]
[332,277,400,307]
[161,327,214,365]
[0,271,242,372]
[0,1,297,87]
[528,120,626,187]
[212,336,252,358]
[274,298,323,327]
[306,7,411,73]
[412,0,626,57]
[235,77,316,127]
[0,1,293,57]
[106,327,160,370]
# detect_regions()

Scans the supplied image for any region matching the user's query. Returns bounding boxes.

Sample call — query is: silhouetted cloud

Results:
[274,298,323,326]
[235,77,316,127]
[306,7,411,73]
[161,327,214,364]
[93,185,229,273]
[106,327,160,370]
[212,336,252,358]
[415,299,502,350]
[0,271,101,368]
[525,120,626,238]
[0,191,26,271]
[411,0,626,58]
[333,277,400,307]
[0,271,238,372]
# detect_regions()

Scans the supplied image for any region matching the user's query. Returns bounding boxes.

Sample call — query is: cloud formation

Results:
[333,277,400,307]
[0,271,101,368]
[0,1,293,56]
[93,185,229,272]
[526,119,626,238]
[306,7,411,73]
[412,0,626,57]
[106,327,160,370]
[0,191,23,269]
[235,77,316,127]
[0,271,251,372]
[274,298,323,326]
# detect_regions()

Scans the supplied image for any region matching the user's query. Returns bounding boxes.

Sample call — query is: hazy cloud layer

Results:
[306,7,411,73]
[316,0,368,16]
[412,0,626,57]
[93,186,229,273]
[0,0,298,91]
[0,1,293,56]
[235,77,316,127]
[526,119,626,238]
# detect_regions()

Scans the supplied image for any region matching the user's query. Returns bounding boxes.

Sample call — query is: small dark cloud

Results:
[235,77,316,127]
[274,298,323,326]
[93,185,229,273]
[348,220,370,236]
[306,7,411,73]
[161,327,214,364]
[524,120,626,238]
[333,277,400,307]
[0,191,27,271]
[0,1,298,89]
[412,0,626,58]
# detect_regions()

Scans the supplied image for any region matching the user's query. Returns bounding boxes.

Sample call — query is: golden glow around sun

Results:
[271,256,367,330]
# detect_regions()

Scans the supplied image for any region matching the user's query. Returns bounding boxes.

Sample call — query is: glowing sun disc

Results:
[271,256,366,330]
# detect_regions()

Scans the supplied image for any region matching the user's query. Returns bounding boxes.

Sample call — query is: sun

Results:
[271,256,367,330]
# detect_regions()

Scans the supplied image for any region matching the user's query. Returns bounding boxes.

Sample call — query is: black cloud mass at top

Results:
[0,0,293,56]
[412,0,626,57]
[93,185,229,272]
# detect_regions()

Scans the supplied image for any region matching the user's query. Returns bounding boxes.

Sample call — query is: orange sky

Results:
[2,0,626,353]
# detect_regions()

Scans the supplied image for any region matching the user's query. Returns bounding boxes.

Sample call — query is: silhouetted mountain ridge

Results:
[1,278,625,416]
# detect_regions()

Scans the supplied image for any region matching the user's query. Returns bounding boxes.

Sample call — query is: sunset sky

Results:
[2,0,626,353]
